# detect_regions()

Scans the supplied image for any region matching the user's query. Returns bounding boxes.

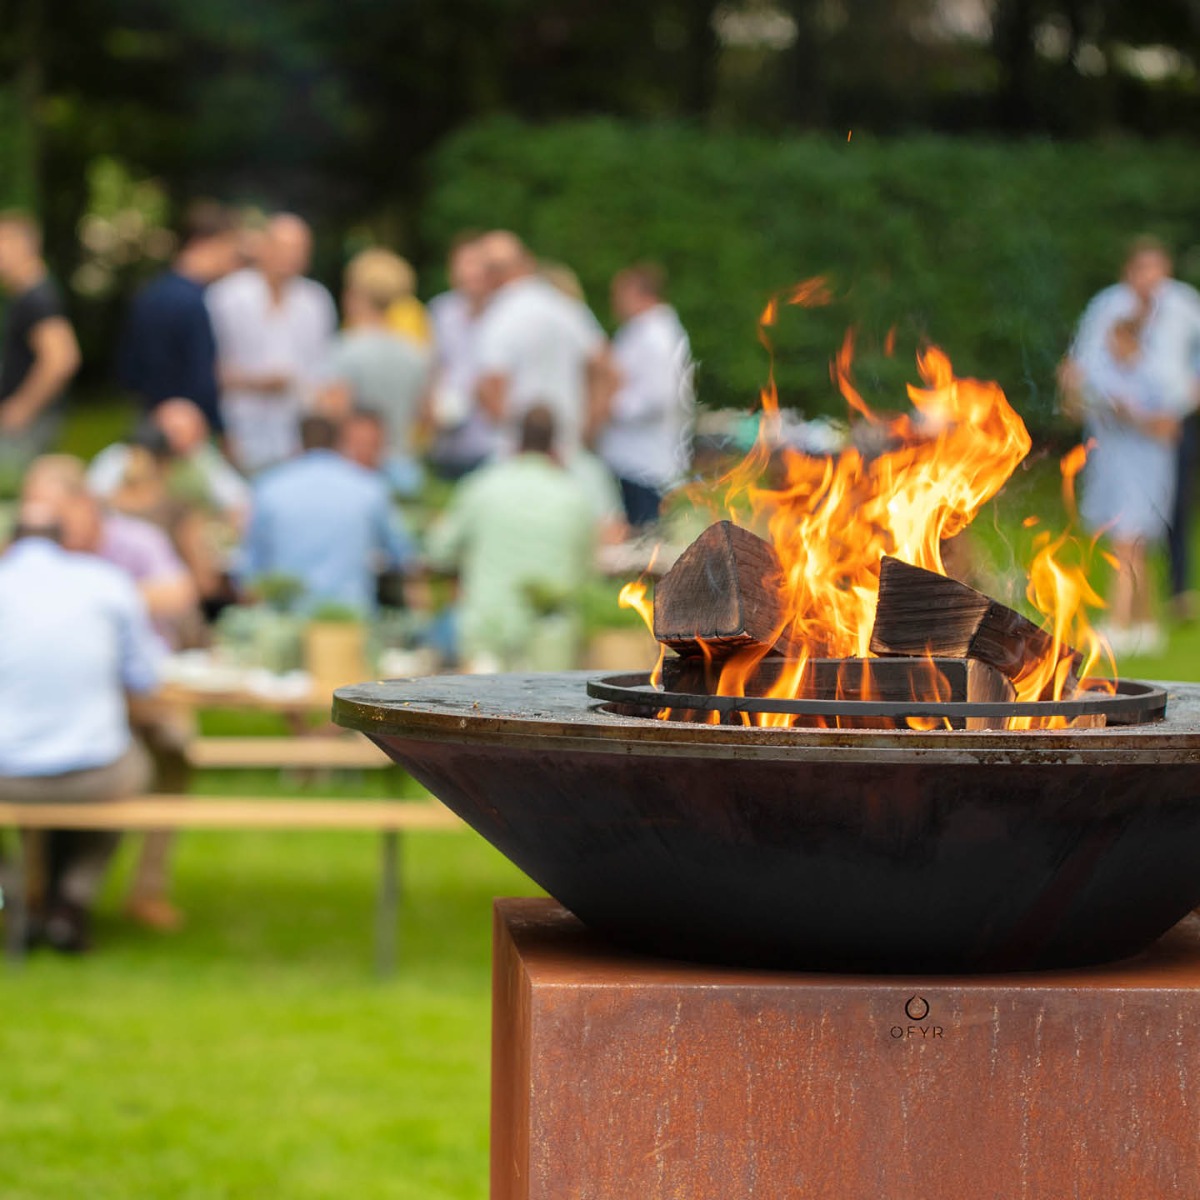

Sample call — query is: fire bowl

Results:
[334,672,1200,973]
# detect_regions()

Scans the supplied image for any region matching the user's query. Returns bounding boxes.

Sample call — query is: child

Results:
[1080,308,1180,656]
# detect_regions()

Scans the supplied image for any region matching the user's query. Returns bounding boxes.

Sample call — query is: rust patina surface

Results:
[493,896,1200,1200]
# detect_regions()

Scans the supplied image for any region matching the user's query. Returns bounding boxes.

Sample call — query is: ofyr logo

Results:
[890,995,944,1040]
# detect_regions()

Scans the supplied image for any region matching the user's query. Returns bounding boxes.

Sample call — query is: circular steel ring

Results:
[586,672,1168,724]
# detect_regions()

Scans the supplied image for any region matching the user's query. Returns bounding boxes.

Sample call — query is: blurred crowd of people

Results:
[0,202,694,950]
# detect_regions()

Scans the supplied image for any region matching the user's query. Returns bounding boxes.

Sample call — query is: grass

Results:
[4,406,1200,1196]
[0,827,541,1200]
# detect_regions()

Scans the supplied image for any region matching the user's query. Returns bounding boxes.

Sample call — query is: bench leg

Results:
[4,831,28,964]
[375,830,401,977]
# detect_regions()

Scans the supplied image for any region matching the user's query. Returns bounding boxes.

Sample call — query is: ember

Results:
[621,280,1118,730]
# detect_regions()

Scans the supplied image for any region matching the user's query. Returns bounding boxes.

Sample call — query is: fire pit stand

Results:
[493,896,1200,1199]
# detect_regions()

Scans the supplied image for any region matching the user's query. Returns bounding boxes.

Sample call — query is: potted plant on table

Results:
[304,602,370,696]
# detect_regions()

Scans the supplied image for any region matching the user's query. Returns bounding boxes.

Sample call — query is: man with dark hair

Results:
[0,211,82,484]
[427,404,598,671]
[595,262,693,527]
[117,200,240,433]
[239,415,412,612]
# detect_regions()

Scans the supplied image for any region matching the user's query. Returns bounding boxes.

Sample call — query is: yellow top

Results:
[386,295,433,346]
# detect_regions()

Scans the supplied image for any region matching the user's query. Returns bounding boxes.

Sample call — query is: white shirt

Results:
[427,289,498,464]
[429,289,479,402]
[1073,280,1200,418]
[0,538,163,776]
[207,268,337,471]
[599,303,694,489]
[474,276,606,456]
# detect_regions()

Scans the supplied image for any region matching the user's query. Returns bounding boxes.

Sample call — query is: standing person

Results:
[426,234,497,478]
[1078,309,1181,654]
[0,501,161,952]
[473,231,611,461]
[239,416,412,613]
[596,263,694,527]
[381,252,432,348]
[0,212,81,485]
[426,405,598,672]
[116,200,240,433]
[207,213,336,473]
[1067,237,1200,616]
[319,248,430,494]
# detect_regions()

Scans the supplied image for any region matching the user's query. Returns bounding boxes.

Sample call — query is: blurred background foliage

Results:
[0,0,1197,427]
[424,122,1200,429]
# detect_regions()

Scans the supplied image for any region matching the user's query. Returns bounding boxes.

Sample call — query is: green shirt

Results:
[426,454,597,667]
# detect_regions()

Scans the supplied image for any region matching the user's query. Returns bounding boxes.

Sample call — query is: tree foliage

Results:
[425,118,1200,431]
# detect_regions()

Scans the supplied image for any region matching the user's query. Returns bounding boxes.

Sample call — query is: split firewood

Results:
[869,557,1079,694]
[662,654,1013,725]
[653,521,785,658]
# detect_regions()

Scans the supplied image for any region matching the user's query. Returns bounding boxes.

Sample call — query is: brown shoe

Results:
[125,896,185,932]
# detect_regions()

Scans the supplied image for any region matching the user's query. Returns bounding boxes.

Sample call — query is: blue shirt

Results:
[240,450,412,613]
[118,269,223,432]
[0,539,163,777]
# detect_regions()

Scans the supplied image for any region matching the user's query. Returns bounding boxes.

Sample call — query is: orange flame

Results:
[652,278,1112,729]
[1009,444,1115,727]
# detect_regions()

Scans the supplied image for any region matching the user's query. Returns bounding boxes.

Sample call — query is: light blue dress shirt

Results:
[0,538,163,777]
[240,449,412,613]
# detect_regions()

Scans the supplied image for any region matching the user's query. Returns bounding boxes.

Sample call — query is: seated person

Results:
[0,501,162,951]
[338,406,423,498]
[426,405,598,671]
[239,415,413,612]
[24,454,200,646]
[88,397,250,525]
[23,455,200,930]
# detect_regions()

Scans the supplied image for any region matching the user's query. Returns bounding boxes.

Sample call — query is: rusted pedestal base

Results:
[493,897,1200,1200]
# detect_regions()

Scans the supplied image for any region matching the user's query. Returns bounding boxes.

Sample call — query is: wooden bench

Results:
[0,796,464,975]
[185,736,393,770]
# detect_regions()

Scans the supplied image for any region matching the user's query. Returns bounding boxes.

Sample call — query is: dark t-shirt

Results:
[117,269,223,433]
[0,278,67,404]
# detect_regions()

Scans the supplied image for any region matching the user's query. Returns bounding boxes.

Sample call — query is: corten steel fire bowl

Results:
[334,672,1200,974]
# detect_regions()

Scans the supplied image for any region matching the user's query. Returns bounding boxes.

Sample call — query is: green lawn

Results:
[1,824,540,1200]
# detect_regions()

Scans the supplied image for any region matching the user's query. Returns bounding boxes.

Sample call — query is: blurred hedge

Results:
[0,88,36,210]
[423,119,1200,432]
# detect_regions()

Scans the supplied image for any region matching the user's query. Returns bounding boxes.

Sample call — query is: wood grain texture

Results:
[653,521,785,657]
[870,557,1077,688]
[493,897,1200,1200]
[185,736,391,769]
[660,654,1015,702]
[0,797,463,831]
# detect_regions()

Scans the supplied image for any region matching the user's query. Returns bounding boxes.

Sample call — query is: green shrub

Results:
[423,119,1200,432]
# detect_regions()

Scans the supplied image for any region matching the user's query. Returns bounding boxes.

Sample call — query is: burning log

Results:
[653,521,785,658]
[869,557,1078,692]
[662,655,1014,707]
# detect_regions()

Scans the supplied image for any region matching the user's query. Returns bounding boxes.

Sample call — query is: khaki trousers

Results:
[0,742,151,908]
